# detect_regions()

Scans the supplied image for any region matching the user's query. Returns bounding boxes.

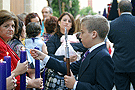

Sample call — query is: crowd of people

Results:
[0,0,135,90]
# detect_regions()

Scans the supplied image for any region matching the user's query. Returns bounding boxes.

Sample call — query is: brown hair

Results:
[118,1,132,13]
[26,22,41,38]
[17,12,28,23]
[75,18,81,33]
[55,12,75,38]
[25,13,41,26]
[12,19,24,40]
[44,16,58,34]
[0,10,18,35]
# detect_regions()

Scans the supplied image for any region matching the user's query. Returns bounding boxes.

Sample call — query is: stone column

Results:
[0,0,3,10]
[24,0,32,13]
[0,0,10,11]
[25,0,47,18]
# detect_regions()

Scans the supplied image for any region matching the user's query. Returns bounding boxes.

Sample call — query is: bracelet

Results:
[26,79,28,87]
[26,82,28,87]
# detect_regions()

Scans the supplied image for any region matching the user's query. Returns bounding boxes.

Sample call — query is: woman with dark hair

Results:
[47,12,86,60]
[45,12,87,90]
[55,12,75,37]
[25,13,41,26]
[41,16,58,43]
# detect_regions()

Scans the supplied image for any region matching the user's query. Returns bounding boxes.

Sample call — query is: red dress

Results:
[0,38,20,90]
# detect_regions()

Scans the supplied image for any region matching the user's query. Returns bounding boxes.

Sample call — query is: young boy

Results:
[30,15,114,90]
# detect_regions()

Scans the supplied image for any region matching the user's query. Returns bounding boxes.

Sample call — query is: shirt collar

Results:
[121,12,132,15]
[88,42,105,53]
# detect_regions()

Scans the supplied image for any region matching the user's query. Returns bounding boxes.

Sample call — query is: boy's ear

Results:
[92,30,97,39]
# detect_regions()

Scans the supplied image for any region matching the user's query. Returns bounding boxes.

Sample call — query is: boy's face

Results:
[80,24,92,48]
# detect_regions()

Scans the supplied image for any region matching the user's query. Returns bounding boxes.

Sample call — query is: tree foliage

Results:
[51,0,79,18]
[79,6,97,16]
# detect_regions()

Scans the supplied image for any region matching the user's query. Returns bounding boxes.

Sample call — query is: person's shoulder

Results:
[96,45,110,57]
[52,33,58,37]
[0,39,6,48]
[96,47,112,64]
[36,37,45,44]
[46,33,61,45]
[131,15,135,19]
[8,39,22,47]
[0,39,8,52]
[49,33,59,40]
[110,17,120,23]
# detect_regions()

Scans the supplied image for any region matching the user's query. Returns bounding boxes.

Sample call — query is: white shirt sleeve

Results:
[73,81,78,90]
[42,55,50,66]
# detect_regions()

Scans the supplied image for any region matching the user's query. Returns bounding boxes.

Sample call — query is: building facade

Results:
[88,0,92,8]
[0,0,47,18]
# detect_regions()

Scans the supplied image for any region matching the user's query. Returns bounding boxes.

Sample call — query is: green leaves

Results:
[51,0,79,18]
[79,6,97,16]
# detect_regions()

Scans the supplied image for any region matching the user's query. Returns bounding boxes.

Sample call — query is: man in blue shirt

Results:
[41,6,53,36]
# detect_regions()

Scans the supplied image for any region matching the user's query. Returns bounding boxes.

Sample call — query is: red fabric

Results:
[0,38,20,90]
[109,47,112,55]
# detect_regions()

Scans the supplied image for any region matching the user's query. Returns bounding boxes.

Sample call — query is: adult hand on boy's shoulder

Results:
[64,70,76,89]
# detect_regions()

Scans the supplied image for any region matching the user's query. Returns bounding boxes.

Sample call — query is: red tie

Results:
[82,50,90,62]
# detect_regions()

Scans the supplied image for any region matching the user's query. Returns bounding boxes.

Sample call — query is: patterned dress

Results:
[41,33,52,44]
[8,38,24,58]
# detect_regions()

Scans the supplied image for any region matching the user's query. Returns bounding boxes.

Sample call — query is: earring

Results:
[59,24,60,26]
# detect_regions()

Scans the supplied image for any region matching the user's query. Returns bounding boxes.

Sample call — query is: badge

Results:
[61,80,65,87]
[49,77,52,82]
[47,82,50,87]
[57,79,60,85]
[52,83,56,88]
[53,78,57,83]
[51,78,53,82]
[49,83,52,87]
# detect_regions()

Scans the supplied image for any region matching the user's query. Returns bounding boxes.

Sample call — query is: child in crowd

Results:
[25,22,48,78]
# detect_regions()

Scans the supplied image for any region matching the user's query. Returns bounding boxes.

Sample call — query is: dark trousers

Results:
[115,72,135,90]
